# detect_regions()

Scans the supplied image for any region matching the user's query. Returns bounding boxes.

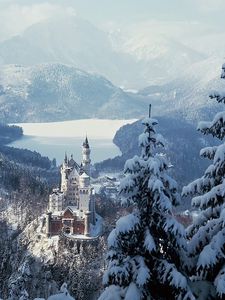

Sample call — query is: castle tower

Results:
[84,211,91,236]
[79,173,91,212]
[61,153,69,193]
[82,136,91,175]
[49,189,64,213]
[90,189,96,225]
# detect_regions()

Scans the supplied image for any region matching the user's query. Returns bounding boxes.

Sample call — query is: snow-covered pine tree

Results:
[182,62,225,299]
[99,110,194,300]
[19,289,29,300]
[48,283,75,300]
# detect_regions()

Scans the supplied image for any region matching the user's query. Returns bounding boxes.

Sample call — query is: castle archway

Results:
[64,227,71,234]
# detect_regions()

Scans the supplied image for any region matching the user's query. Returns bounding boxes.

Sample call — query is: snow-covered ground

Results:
[11,119,137,139]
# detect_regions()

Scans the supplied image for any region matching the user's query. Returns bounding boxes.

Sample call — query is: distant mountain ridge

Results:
[0,63,147,122]
[0,56,223,123]
[0,15,223,124]
[0,15,207,89]
[137,56,225,123]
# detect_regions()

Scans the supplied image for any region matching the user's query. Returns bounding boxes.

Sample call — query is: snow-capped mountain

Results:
[0,56,224,123]
[0,15,223,123]
[0,63,146,122]
[0,16,207,89]
[113,26,207,87]
[0,16,134,88]
[139,56,225,123]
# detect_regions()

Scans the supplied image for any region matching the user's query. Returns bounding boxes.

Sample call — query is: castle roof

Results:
[83,136,90,148]
[80,172,89,179]
[68,154,80,170]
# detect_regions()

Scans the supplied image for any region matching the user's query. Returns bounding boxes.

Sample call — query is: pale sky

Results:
[0,0,224,42]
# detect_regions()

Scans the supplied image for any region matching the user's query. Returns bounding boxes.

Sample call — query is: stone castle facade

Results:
[46,137,96,237]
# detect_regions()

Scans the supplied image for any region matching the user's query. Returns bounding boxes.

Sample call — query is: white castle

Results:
[46,137,96,237]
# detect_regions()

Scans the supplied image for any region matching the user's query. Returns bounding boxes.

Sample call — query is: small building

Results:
[46,137,96,237]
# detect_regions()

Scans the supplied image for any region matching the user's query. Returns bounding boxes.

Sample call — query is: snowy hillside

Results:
[0,211,105,299]
[0,63,145,122]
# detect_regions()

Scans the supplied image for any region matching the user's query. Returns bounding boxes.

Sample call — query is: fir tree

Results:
[48,283,75,300]
[19,289,29,300]
[182,62,225,299]
[99,109,194,300]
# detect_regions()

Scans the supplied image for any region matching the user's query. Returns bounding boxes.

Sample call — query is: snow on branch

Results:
[124,155,143,174]
[192,180,225,209]
[163,215,186,241]
[159,260,187,289]
[108,229,118,248]
[146,158,160,175]
[148,178,164,193]
[119,177,138,198]
[197,228,225,271]
[98,285,123,300]
[214,143,225,164]
[139,131,165,149]
[141,117,158,127]
[116,213,140,234]
[134,256,151,286]
[182,177,205,196]
[103,260,130,287]
[210,90,225,103]
[214,265,225,297]
[200,146,218,160]
[163,174,178,190]
[187,205,221,237]
[198,112,225,139]
[124,283,141,300]
[197,121,212,133]
[188,218,220,256]
[144,229,156,253]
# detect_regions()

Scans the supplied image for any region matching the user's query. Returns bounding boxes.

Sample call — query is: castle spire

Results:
[64,152,68,164]
[82,136,91,175]
[83,135,90,149]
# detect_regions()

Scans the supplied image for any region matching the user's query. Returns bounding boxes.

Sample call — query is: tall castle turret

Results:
[82,136,91,175]
[79,172,91,212]
[60,153,69,193]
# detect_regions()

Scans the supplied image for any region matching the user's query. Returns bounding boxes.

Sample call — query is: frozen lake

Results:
[9,119,136,165]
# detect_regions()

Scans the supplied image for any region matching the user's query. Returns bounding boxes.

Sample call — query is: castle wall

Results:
[47,216,85,236]
[63,209,74,219]
[73,221,85,235]
[49,219,63,235]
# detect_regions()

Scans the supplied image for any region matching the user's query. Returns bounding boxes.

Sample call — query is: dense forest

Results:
[0,124,23,145]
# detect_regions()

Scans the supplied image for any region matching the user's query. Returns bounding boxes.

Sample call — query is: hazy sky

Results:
[0,0,224,42]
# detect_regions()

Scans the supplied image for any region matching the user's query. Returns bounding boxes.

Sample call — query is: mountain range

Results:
[0,55,223,124]
[0,16,208,89]
[0,63,148,122]
[0,15,223,124]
